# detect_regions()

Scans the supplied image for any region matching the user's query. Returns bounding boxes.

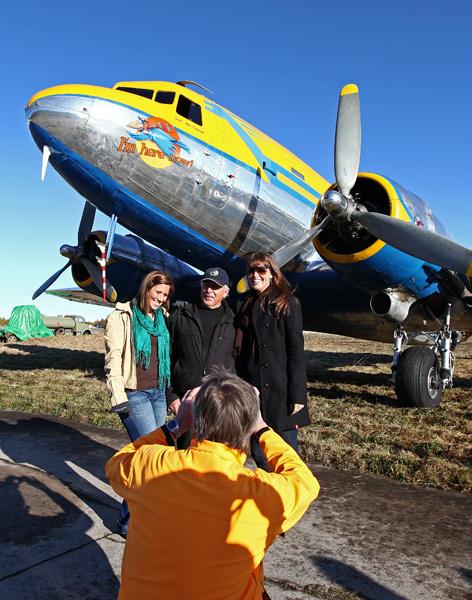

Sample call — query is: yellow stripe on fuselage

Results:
[27,81,329,204]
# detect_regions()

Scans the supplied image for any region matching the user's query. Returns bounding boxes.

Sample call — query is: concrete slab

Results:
[0,411,470,600]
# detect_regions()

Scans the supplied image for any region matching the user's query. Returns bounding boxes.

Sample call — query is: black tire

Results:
[55,328,65,336]
[395,347,442,408]
[6,334,18,343]
[82,330,91,335]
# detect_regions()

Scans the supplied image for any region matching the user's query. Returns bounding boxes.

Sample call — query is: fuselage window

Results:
[155,91,176,104]
[116,86,154,100]
[177,95,203,126]
[291,167,305,181]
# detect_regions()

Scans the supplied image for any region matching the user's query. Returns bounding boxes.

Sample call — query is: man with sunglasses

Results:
[168,268,235,447]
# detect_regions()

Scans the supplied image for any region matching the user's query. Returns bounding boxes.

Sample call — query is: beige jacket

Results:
[104,302,137,409]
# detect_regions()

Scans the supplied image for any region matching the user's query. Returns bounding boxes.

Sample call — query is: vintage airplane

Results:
[25,79,472,408]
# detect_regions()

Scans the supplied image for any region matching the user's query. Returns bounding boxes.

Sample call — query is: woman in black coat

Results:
[235,252,310,468]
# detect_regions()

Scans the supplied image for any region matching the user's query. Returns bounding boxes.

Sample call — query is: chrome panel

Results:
[28,95,318,263]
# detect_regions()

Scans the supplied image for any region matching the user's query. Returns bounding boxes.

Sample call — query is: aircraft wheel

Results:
[395,347,442,408]
[82,330,91,335]
[55,328,65,336]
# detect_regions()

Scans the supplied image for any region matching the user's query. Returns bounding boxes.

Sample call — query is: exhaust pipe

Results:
[370,291,416,324]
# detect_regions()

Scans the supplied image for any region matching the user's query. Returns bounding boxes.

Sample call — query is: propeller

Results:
[334,84,361,199]
[32,261,72,300]
[272,216,330,267]
[350,210,472,276]
[321,86,472,275]
[271,84,361,267]
[77,201,96,244]
[32,201,116,300]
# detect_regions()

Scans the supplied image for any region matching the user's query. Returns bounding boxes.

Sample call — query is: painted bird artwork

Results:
[127,116,190,159]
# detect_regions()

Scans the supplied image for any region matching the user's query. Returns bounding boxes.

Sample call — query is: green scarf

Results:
[132,303,170,390]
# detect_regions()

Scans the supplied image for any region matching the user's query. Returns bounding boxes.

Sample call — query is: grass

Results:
[301,333,472,493]
[0,332,470,493]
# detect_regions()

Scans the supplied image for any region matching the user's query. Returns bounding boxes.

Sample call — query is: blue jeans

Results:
[251,428,298,471]
[116,388,167,534]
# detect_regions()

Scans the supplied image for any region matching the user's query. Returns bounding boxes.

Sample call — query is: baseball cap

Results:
[201,267,230,287]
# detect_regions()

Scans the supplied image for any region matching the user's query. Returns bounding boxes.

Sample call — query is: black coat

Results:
[169,300,235,397]
[235,294,310,432]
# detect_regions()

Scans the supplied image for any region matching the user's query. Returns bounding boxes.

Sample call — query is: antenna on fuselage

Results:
[176,80,213,95]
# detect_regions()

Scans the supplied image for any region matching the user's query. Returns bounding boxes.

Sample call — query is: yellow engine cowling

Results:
[313,173,413,264]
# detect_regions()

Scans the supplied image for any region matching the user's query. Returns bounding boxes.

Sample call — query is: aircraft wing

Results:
[46,288,115,308]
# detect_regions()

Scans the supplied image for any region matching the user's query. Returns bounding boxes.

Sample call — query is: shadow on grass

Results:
[309,383,396,407]
[310,370,392,386]
[305,350,391,370]
[451,375,472,388]
[0,344,104,374]
[311,556,407,600]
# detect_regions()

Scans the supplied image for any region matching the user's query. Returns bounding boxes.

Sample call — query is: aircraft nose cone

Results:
[26,92,94,153]
[26,97,64,141]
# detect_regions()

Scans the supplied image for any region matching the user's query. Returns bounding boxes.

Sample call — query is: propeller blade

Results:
[80,257,116,301]
[41,145,51,182]
[272,216,331,267]
[352,211,472,275]
[335,84,361,198]
[32,261,72,300]
[77,202,96,244]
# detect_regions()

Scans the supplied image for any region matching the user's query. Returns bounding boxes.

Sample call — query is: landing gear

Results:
[395,347,442,408]
[391,304,458,408]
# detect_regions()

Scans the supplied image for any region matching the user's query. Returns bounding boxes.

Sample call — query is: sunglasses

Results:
[247,266,270,276]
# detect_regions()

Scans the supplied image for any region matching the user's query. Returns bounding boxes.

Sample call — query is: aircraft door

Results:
[185,150,240,245]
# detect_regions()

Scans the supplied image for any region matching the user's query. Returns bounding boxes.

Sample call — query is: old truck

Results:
[42,315,94,336]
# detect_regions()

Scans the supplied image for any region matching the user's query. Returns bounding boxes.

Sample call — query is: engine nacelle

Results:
[70,231,199,303]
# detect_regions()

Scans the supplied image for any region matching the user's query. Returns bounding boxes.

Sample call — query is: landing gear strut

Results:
[391,304,459,408]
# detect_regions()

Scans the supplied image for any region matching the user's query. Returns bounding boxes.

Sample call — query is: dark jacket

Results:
[235,294,310,432]
[169,300,235,397]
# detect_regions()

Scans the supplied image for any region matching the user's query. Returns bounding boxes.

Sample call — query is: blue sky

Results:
[1,0,471,321]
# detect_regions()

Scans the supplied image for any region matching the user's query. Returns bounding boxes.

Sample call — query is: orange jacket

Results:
[106,428,319,600]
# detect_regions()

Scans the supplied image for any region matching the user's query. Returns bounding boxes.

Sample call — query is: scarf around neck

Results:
[132,303,170,389]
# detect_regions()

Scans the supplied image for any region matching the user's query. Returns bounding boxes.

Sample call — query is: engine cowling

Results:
[313,173,448,263]
[310,173,448,299]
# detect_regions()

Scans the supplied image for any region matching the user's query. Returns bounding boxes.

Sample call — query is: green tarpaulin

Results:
[3,305,54,341]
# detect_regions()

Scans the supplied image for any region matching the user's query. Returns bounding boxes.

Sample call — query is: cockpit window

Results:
[116,86,154,100]
[155,91,175,104]
[177,95,202,126]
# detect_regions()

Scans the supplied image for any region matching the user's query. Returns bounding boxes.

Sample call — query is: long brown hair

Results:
[136,271,174,314]
[246,252,293,317]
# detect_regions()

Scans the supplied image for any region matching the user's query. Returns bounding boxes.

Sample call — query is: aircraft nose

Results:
[26,92,95,158]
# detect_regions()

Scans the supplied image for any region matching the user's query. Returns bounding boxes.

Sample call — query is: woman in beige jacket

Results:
[104,270,175,535]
